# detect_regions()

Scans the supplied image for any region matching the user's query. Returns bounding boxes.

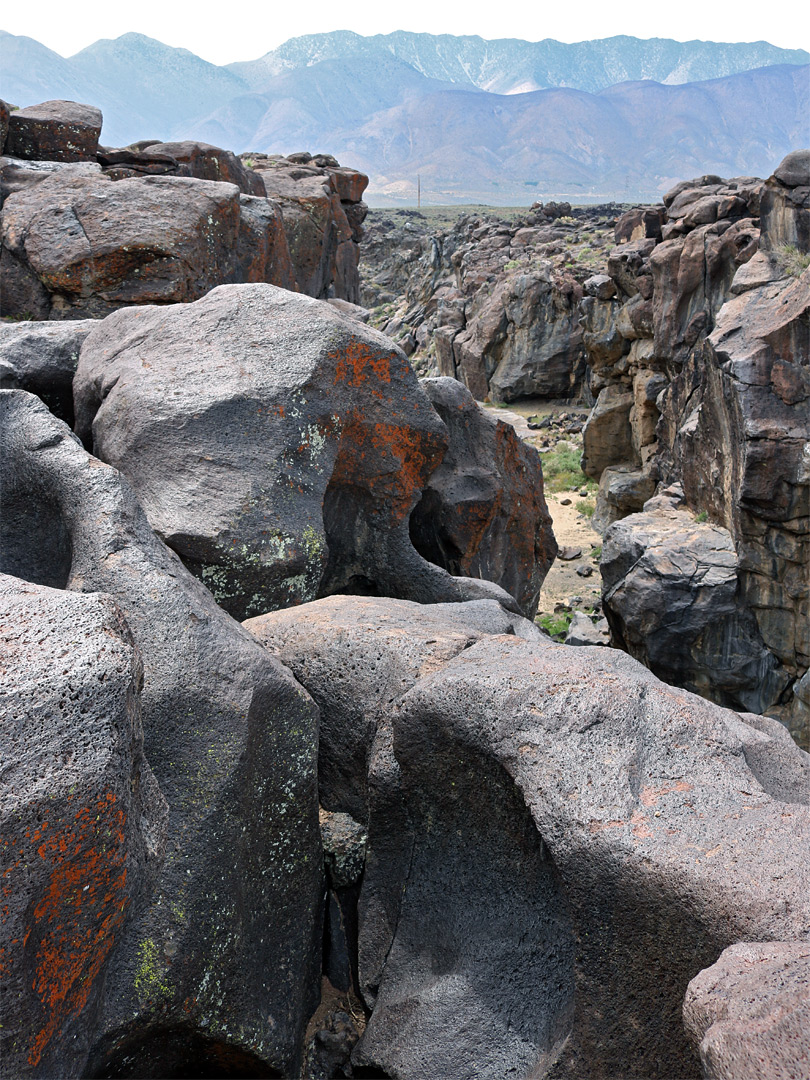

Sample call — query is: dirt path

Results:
[482,399,602,623]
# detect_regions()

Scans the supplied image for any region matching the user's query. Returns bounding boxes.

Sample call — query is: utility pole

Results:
[417,174,421,209]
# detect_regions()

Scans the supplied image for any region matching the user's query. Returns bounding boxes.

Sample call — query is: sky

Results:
[3,0,808,63]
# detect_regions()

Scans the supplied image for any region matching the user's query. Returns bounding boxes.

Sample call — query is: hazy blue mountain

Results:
[1,29,807,202]
[229,30,810,95]
[201,61,807,202]
[69,33,249,134]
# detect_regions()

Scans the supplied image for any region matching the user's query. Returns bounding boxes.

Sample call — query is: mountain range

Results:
[1,30,808,203]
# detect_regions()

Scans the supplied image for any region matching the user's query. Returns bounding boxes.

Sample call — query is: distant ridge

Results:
[1,30,807,201]
[229,30,810,95]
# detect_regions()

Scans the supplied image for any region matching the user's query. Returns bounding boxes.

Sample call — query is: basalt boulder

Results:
[74,283,520,622]
[0,390,323,1077]
[601,506,789,714]
[5,100,102,162]
[683,941,810,1080]
[410,376,556,618]
[246,597,810,1080]
[0,575,167,1080]
[0,319,96,424]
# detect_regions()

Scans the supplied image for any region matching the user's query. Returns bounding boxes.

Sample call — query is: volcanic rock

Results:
[0,574,167,1080]
[0,319,95,423]
[683,942,810,1080]
[74,284,520,621]
[6,100,102,162]
[246,596,810,1080]
[601,507,789,714]
[0,389,323,1076]
[409,376,557,618]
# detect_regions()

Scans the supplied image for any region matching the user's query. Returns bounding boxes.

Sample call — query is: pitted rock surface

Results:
[246,597,810,1079]
[0,390,323,1077]
[74,284,521,621]
[683,941,810,1079]
[0,574,166,1079]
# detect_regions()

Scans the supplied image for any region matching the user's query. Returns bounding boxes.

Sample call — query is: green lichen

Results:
[134,937,173,1003]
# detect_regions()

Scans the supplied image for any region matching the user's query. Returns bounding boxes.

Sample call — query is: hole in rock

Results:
[0,475,72,588]
[85,1026,282,1079]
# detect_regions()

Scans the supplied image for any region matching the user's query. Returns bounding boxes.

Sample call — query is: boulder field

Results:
[0,97,808,1080]
[0,99,368,318]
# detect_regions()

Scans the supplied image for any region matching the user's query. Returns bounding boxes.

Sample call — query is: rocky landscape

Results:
[1,96,809,1080]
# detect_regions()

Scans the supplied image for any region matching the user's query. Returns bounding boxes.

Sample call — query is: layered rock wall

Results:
[583,152,809,742]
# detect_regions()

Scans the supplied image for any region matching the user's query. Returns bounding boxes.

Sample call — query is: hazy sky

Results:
[4,0,807,63]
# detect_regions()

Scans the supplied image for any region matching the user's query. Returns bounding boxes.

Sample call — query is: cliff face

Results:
[587,152,809,742]
[361,202,617,403]
[0,99,368,318]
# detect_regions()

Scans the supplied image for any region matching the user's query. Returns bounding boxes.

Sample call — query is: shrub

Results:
[778,244,810,277]
[536,612,573,639]
[541,446,594,493]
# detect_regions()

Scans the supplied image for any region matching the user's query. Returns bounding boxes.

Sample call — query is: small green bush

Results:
[695,510,709,523]
[778,244,810,277]
[536,612,574,639]
[576,498,596,518]
[542,446,594,493]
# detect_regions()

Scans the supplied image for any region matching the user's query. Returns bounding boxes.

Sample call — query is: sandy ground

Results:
[482,400,602,621]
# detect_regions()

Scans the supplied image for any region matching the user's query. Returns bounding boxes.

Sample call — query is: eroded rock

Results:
[0,389,323,1077]
[0,575,166,1079]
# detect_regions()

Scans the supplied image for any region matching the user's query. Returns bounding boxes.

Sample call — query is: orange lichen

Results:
[331,338,393,394]
[0,791,132,1067]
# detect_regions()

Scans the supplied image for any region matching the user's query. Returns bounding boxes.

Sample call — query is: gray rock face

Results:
[0,574,167,1079]
[360,205,617,401]
[410,376,557,618]
[683,942,810,1080]
[601,507,789,714]
[0,390,323,1076]
[6,100,103,161]
[74,284,521,622]
[246,596,810,1080]
[0,319,96,423]
[579,155,809,743]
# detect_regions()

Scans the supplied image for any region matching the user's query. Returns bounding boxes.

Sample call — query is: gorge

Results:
[0,79,808,1080]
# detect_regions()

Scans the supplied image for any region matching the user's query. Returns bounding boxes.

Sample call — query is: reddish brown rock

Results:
[0,574,167,1079]
[142,139,265,195]
[683,942,810,1080]
[6,100,102,162]
[251,155,368,302]
[410,376,557,617]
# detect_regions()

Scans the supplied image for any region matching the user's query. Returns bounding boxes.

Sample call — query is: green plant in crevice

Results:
[536,612,574,639]
[777,244,810,278]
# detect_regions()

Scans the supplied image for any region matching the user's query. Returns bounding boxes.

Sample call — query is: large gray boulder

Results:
[246,596,810,1080]
[74,284,520,621]
[683,941,810,1079]
[0,390,323,1077]
[0,574,167,1079]
[601,506,789,714]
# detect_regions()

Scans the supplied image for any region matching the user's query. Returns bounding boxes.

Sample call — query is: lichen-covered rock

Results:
[247,597,810,1080]
[0,389,323,1077]
[409,376,556,618]
[683,942,810,1080]
[0,574,167,1079]
[6,100,102,162]
[137,140,265,195]
[74,284,521,622]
